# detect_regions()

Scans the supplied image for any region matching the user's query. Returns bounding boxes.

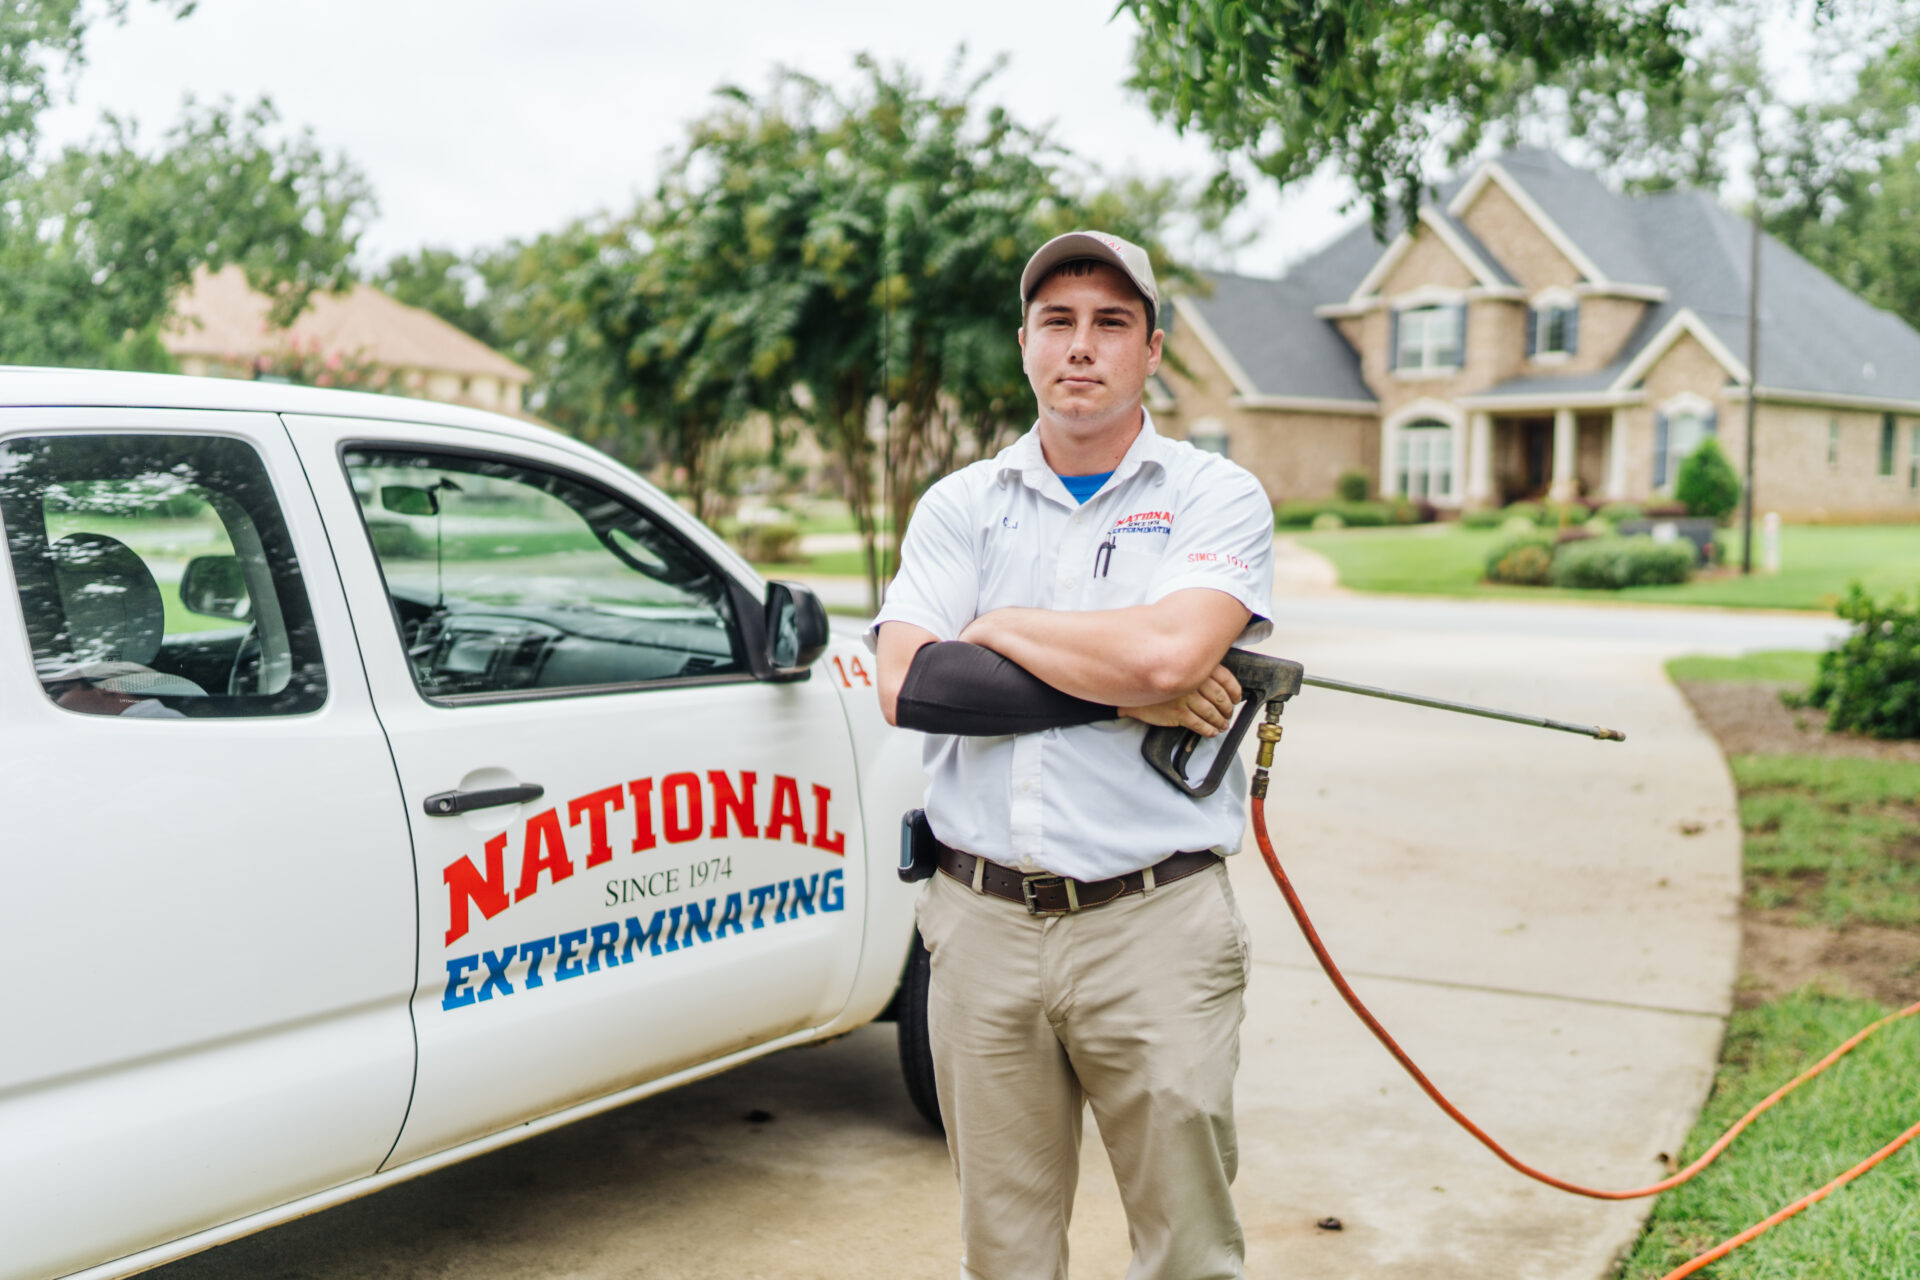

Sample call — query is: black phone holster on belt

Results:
[899,809,938,883]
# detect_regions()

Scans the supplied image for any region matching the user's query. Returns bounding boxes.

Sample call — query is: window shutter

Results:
[1564,304,1580,354]
[1524,307,1537,357]
[1653,411,1671,488]
[1454,304,1468,366]
[1388,308,1400,370]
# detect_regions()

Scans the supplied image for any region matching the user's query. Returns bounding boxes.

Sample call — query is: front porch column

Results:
[1605,408,1629,499]
[1466,411,1494,505]
[1549,407,1578,502]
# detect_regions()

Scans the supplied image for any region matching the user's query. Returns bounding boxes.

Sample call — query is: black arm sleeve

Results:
[895,641,1118,736]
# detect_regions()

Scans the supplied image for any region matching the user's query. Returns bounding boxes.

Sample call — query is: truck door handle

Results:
[423,783,545,817]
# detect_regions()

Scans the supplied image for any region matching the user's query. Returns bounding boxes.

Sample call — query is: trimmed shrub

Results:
[1555,524,1597,546]
[1582,516,1616,539]
[1642,500,1689,518]
[1548,536,1694,589]
[1485,530,1556,585]
[1597,502,1643,523]
[1310,511,1347,531]
[1675,437,1742,521]
[1503,500,1546,524]
[365,519,428,559]
[1276,500,1394,528]
[733,521,802,563]
[1499,514,1539,536]
[1334,469,1371,502]
[1460,506,1504,530]
[1791,585,1920,739]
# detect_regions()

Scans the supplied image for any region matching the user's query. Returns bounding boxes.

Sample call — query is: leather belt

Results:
[935,841,1220,916]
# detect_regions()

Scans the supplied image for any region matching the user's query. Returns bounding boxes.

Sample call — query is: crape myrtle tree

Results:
[610,56,1181,607]
[1,3,372,368]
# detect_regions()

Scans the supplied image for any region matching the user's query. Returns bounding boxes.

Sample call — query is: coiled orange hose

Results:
[1248,794,1920,1277]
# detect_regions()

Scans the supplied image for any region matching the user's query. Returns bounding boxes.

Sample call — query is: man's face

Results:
[1018,263,1163,430]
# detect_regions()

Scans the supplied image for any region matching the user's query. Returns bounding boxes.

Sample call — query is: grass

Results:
[753,548,872,578]
[1733,754,1920,929]
[1667,651,1824,685]
[1617,990,1920,1279]
[1295,524,1920,610]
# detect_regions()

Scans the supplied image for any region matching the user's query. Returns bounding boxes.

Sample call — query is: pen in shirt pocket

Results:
[1091,535,1115,579]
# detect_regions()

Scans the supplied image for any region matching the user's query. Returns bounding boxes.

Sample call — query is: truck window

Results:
[343,447,747,701]
[0,434,327,717]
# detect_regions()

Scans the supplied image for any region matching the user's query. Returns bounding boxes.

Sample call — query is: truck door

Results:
[0,412,416,1278]
[282,417,866,1164]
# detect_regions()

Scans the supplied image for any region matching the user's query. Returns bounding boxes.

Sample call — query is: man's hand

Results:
[1118,662,1243,736]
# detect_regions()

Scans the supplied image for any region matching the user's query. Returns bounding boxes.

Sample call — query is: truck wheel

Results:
[896,930,943,1132]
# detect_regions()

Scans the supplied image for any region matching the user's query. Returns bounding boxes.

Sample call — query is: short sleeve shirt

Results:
[869,412,1276,881]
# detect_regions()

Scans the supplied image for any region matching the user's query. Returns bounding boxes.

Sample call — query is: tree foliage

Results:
[1119,0,1688,232]
[0,3,372,368]
[1674,436,1741,521]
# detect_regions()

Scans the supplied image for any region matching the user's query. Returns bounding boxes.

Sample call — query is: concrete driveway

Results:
[153,567,1838,1280]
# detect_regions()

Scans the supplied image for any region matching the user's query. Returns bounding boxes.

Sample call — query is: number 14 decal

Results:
[830,655,872,689]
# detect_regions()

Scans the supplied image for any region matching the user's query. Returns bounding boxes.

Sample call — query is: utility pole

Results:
[1741,125,1763,575]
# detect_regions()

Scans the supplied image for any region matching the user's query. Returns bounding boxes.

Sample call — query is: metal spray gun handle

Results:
[1140,650,1304,798]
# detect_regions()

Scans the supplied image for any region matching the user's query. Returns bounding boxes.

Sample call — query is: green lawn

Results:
[1296,524,1920,610]
[1734,754,1920,929]
[1666,650,1824,685]
[1618,991,1920,1280]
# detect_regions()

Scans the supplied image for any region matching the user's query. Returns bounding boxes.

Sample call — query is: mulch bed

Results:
[1675,680,1920,1008]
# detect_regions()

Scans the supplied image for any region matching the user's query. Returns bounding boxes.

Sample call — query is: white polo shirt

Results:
[870,411,1275,881]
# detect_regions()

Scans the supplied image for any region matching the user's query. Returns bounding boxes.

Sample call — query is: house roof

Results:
[1183,149,1920,409]
[164,265,530,383]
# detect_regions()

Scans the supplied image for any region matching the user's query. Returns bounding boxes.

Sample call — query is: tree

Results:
[1119,0,1688,233]
[1,3,372,368]
[378,247,500,348]
[1674,436,1741,520]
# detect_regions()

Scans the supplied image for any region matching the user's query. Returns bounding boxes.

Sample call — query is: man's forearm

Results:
[961,590,1248,707]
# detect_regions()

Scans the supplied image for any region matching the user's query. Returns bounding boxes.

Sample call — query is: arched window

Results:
[1394,419,1454,499]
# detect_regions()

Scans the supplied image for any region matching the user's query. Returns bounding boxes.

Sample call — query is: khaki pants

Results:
[915,860,1251,1280]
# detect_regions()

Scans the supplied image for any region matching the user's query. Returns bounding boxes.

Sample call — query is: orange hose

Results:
[1248,796,1920,1272]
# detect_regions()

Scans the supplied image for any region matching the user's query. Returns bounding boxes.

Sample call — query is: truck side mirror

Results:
[764,580,828,678]
[179,555,253,620]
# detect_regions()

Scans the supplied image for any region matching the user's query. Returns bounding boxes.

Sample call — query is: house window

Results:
[1188,416,1229,457]
[1394,421,1454,500]
[1395,306,1461,372]
[1910,425,1918,491]
[1881,414,1897,477]
[1828,419,1840,468]
[1533,305,1578,356]
[1655,404,1716,492]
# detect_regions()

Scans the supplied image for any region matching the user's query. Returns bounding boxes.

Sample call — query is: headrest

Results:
[48,533,165,667]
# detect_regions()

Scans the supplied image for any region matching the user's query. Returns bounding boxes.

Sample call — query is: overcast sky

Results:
[38,0,1356,277]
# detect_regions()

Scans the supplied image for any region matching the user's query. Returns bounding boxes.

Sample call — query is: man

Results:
[870,230,1276,1280]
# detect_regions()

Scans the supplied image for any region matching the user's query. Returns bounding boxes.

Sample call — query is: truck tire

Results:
[896,930,943,1132]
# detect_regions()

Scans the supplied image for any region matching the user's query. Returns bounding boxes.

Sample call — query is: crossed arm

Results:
[876,587,1251,737]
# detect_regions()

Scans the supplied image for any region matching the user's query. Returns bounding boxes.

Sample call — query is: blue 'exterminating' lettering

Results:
[441,869,846,1012]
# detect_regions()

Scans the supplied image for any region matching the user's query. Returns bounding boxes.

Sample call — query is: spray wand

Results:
[1140,649,1920,1280]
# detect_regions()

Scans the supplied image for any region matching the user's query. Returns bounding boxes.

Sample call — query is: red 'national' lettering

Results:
[444,769,849,943]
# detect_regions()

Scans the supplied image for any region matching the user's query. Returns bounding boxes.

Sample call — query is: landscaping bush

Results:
[1555,524,1597,546]
[365,519,428,559]
[1499,514,1538,536]
[1275,500,1393,528]
[1310,511,1346,531]
[1502,500,1546,524]
[1485,530,1556,585]
[1582,516,1616,538]
[1548,535,1695,589]
[1597,501,1643,523]
[1460,506,1504,530]
[1675,437,1742,521]
[1334,469,1371,502]
[732,520,803,563]
[1642,500,1689,518]
[1792,585,1920,739]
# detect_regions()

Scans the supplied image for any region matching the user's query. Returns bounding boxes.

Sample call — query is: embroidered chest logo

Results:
[1110,510,1173,537]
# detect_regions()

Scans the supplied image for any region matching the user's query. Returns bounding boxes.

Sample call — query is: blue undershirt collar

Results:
[1058,470,1114,504]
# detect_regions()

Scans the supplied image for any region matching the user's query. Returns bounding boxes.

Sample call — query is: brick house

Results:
[1157,148,1920,521]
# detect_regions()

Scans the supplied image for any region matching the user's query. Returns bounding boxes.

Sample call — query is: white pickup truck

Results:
[0,370,933,1280]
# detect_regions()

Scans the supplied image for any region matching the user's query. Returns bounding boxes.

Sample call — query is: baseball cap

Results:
[1019,230,1159,321]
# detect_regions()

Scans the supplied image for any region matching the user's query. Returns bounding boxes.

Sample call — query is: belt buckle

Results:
[1020,874,1079,916]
